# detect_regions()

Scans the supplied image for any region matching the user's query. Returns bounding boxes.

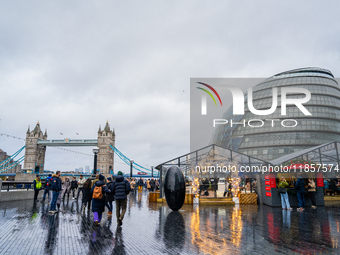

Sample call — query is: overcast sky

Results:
[1,1,340,174]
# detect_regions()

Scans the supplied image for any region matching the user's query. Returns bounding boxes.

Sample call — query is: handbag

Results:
[278,187,287,193]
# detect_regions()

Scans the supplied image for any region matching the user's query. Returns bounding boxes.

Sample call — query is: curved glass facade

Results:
[210,67,340,160]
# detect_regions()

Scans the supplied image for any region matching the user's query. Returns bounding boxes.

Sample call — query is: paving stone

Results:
[0,190,340,254]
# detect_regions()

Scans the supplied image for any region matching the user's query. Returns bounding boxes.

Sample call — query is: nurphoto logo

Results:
[196,82,312,128]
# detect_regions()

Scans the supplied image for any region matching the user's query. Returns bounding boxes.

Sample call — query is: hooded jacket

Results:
[106,181,115,202]
[294,177,306,194]
[51,174,62,192]
[308,180,316,192]
[63,178,71,193]
[78,177,86,188]
[90,180,111,213]
[113,176,131,200]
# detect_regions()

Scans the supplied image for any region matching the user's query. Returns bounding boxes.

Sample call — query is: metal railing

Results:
[1,181,45,192]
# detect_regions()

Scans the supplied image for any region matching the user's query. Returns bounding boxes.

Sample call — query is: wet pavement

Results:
[0,190,340,255]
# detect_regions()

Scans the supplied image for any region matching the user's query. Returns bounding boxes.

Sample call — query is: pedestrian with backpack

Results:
[42,174,52,203]
[90,175,111,225]
[113,171,131,226]
[50,171,62,214]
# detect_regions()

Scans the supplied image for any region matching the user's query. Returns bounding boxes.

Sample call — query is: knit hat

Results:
[107,177,112,181]
[48,174,52,177]
[117,171,123,176]
[99,175,105,180]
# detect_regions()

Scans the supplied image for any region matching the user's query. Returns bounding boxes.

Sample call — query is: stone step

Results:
[199,200,235,206]
[324,195,340,201]
[199,197,233,202]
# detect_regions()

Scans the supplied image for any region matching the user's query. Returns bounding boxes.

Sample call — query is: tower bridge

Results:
[24,121,115,175]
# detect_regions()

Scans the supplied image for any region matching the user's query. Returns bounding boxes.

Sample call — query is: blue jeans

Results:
[105,201,113,212]
[42,189,50,202]
[50,191,60,211]
[297,192,305,208]
[280,192,291,209]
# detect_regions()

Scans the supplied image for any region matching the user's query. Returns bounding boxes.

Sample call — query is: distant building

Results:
[75,168,79,172]
[0,149,22,174]
[85,166,90,173]
[78,167,83,173]
[210,67,340,161]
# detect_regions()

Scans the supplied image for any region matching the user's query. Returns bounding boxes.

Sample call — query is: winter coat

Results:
[71,180,78,189]
[63,179,71,193]
[330,179,337,191]
[57,189,62,205]
[112,176,131,200]
[51,175,62,192]
[150,179,156,189]
[78,178,86,188]
[294,177,306,193]
[44,177,52,190]
[82,186,92,204]
[278,181,289,189]
[324,180,329,189]
[137,179,143,187]
[33,178,42,191]
[130,180,136,189]
[308,180,316,192]
[147,180,151,189]
[106,181,115,202]
[91,178,99,188]
[90,180,111,213]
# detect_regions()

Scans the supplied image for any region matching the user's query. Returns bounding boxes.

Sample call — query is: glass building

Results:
[210,67,340,161]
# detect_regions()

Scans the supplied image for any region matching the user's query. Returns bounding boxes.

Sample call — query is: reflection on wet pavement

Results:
[0,190,340,254]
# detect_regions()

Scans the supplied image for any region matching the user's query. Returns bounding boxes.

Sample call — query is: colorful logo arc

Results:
[196,82,223,106]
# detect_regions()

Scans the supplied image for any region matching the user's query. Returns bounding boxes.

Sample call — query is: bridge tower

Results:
[97,121,115,175]
[24,122,47,173]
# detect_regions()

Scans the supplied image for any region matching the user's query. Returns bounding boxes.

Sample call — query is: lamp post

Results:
[151,165,154,178]
[92,146,99,176]
[130,159,134,178]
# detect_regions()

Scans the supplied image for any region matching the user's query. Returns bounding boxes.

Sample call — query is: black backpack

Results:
[45,178,52,189]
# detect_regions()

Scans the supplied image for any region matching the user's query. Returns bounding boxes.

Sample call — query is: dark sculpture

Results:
[164,166,186,211]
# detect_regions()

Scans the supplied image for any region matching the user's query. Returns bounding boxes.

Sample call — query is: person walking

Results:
[50,171,62,214]
[113,171,131,226]
[308,178,317,208]
[82,178,92,211]
[130,179,136,190]
[42,174,52,203]
[105,177,115,216]
[147,179,151,191]
[77,174,86,200]
[150,178,156,192]
[33,175,42,202]
[70,177,78,199]
[56,189,62,212]
[91,175,111,225]
[295,174,306,211]
[137,178,143,192]
[62,177,71,201]
[278,176,293,211]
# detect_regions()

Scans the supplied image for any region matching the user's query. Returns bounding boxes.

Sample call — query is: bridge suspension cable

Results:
[0,156,25,173]
[0,146,25,168]
[110,145,158,174]
[0,145,26,173]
